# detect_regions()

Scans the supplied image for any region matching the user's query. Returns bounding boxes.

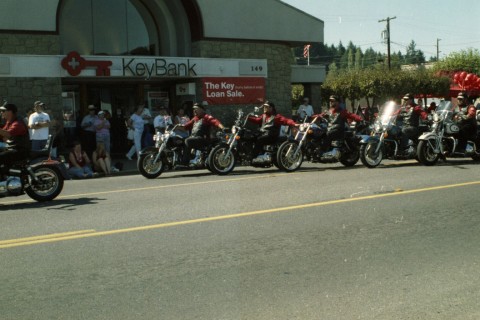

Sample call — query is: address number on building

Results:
[239,60,268,77]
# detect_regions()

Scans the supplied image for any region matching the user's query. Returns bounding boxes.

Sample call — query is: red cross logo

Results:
[61,51,112,76]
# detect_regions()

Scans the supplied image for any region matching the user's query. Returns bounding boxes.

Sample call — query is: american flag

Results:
[303,44,311,58]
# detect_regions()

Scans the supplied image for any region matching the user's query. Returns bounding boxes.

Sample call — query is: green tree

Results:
[433,48,480,74]
[405,40,426,65]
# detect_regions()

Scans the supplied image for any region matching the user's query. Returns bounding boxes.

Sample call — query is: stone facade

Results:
[0,77,62,115]
[0,34,62,115]
[0,34,60,55]
[192,40,294,122]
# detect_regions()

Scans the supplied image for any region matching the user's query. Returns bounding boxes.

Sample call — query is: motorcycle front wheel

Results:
[138,152,164,178]
[340,149,360,167]
[417,139,440,166]
[276,141,303,172]
[208,145,236,175]
[360,142,383,168]
[25,165,64,202]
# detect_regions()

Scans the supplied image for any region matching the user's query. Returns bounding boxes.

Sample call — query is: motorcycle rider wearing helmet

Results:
[311,95,363,155]
[180,101,225,165]
[454,92,477,154]
[247,101,299,160]
[397,93,428,154]
[0,103,31,171]
[456,92,469,112]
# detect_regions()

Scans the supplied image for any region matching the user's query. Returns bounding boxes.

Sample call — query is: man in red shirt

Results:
[0,103,31,168]
[247,101,299,160]
[181,102,225,164]
[312,95,363,155]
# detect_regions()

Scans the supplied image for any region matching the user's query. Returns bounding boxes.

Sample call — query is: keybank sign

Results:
[0,53,268,78]
[122,58,197,78]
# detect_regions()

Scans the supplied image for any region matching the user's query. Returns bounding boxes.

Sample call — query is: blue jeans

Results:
[68,165,93,179]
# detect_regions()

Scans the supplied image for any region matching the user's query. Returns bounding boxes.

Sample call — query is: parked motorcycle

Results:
[359,101,426,168]
[0,135,67,202]
[276,116,362,172]
[208,108,287,175]
[137,124,225,179]
[417,100,480,165]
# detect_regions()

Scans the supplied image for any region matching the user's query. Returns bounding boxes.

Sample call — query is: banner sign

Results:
[203,77,265,105]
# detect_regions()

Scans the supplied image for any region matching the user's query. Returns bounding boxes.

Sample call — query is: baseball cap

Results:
[329,95,339,101]
[98,110,105,116]
[0,103,18,113]
[402,93,414,100]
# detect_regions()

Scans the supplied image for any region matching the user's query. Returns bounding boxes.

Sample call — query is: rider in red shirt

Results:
[311,95,363,153]
[0,103,31,168]
[247,101,298,159]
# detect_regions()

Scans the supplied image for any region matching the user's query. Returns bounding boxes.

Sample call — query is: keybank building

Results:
[0,0,324,153]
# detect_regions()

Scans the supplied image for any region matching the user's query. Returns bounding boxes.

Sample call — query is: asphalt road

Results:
[1,160,480,319]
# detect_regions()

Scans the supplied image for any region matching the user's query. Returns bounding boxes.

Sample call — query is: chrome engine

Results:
[0,177,23,196]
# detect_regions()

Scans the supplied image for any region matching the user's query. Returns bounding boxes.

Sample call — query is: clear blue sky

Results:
[281,0,480,59]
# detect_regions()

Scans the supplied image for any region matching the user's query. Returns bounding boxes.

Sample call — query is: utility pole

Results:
[379,16,396,70]
[436,38,441,61]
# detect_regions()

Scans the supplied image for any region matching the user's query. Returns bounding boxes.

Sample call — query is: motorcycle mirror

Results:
[254,106,260,113]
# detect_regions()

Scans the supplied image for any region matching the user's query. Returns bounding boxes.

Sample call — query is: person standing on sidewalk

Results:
[126,105,145,160]
[28,101,50,151]
[94,110,111,153]
[81,105,98,159]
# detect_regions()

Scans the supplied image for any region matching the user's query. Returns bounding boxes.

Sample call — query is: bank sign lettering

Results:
[203,77,265,105]
[122,58,197,78]
[60,52,267,79]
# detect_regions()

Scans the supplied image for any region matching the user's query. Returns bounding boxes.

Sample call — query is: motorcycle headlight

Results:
[299,124,307,132]
[374,122,382,132]
[231,126,238,134]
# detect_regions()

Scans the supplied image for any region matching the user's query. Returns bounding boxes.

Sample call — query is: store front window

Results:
[59,0,158,56]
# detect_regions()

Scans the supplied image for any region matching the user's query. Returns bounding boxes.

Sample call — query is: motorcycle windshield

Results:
[378,101,400,126]
[435,101,455,121]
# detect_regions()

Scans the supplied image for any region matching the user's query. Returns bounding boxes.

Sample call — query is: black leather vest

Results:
[327,111,345,136]
[400,107,420,128]
[261,114,280,137]
[191,118,209,138]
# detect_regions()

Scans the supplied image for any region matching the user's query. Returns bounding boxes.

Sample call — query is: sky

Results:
[281,0,480,59]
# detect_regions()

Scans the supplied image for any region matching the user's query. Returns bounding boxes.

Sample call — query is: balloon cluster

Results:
[453,71,480,91]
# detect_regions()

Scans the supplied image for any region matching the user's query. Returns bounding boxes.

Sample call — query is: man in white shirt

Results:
[153,108,172,133]
[28,101,50,151]
[297,97,314,121]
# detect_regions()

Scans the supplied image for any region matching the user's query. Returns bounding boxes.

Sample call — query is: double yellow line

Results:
[2,180,479,250]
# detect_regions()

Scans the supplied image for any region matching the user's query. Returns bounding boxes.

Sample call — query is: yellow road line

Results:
[1,180,479,250]
[0,230,95,246]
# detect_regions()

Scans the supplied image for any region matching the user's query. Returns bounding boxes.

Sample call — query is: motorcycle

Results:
[359,101,426,168]
[0,135,67,202]
[276,115,362,172]
[417,100,480,166]
[137,124,225,179]
[208,107,287,175]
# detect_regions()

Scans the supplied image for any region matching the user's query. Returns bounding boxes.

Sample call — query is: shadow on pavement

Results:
[0,197,105,211]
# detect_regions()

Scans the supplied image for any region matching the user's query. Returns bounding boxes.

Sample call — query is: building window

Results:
[60,0,158,56]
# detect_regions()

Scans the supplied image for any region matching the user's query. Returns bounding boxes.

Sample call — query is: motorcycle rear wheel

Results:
[25,165,64,202]
[417,140,439,166]
[208,145,236,175]
[360,142,383,168]
[276,141,304,172]
[138,152,164,178]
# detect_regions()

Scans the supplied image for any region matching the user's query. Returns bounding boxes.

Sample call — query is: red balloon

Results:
[465,74,473,84]
[460,71,468,80]
[453,72,460,83]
